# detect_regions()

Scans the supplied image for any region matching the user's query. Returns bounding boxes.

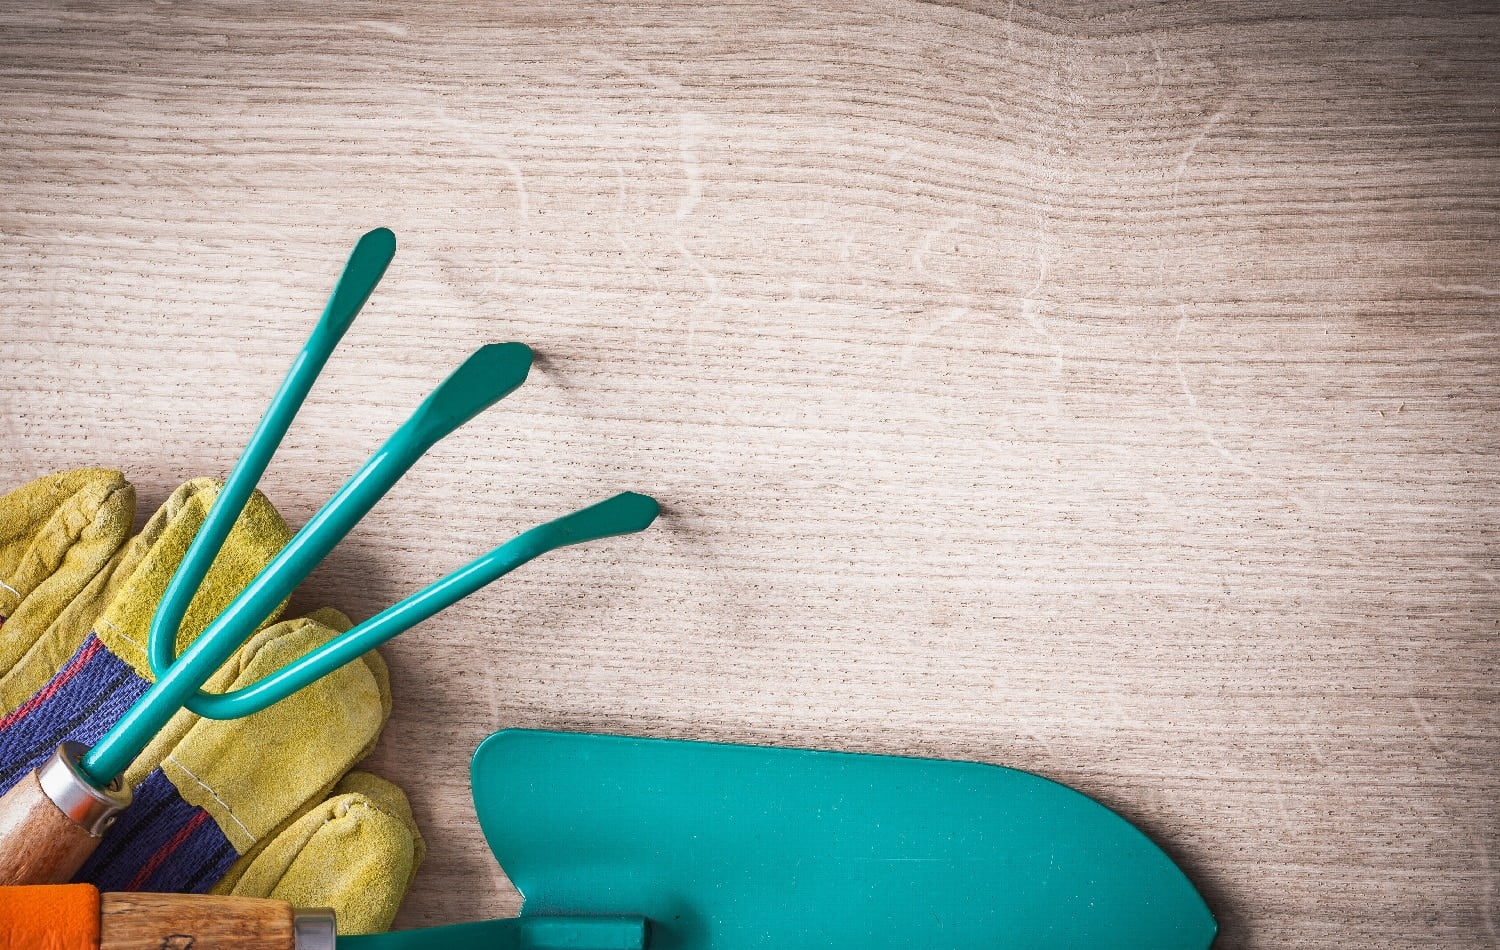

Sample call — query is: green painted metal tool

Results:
[0,230,660,887]
[0,228,1217,944]
[342,729,1216,949]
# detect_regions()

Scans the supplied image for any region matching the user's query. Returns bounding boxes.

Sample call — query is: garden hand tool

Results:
[0,882,639,950]
[0,883,331,950]
[0,729,1215,948]
[0,228,661,893]
[439,729,1217,950]
[0,471,418,929]
[362,730,1217,948]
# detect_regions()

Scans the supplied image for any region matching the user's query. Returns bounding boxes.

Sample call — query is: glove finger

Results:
[75,610,391,894]
[0,469,134,686]
[217,771,423,935]
[122,604,389,791]
[0,479,292,792]
[96,477,297,669]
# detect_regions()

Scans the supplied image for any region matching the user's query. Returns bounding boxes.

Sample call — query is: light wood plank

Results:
[1,2,1496,946]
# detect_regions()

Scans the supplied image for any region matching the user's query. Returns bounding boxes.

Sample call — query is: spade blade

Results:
[471,730,1216,949]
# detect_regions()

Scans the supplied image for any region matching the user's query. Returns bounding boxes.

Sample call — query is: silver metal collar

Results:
[294,908,337,950]
[37,742,131,837]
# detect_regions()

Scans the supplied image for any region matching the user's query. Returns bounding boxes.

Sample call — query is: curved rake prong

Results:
[139,227,395,723]
[184,491,659,720]
[82,341,533,785]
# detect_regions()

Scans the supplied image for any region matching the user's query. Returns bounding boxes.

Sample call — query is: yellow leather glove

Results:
[0,469,422,934]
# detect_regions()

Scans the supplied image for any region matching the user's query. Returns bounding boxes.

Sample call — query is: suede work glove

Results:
[0,469,422,934]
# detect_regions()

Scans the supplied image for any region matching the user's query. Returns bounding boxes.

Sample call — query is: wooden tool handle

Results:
[101,891,297,950]
[0,745,130,886]
[0,768,107,886]
[0,884,327,949]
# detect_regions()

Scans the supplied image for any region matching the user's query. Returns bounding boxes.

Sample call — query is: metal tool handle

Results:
[337,914,648,950]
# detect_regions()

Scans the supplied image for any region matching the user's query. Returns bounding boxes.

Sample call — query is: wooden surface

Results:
[1,2,1497,946]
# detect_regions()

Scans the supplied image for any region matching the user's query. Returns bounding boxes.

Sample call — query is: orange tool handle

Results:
[0,883,97,950]
[0,884,325,949]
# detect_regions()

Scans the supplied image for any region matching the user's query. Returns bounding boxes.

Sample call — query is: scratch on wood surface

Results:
[427,99,531,217]
[675,111,705,221]
[613,164,666,291]
[1172,309,1312,511]
[911,216,975,291]
[1408,698,1457,768]
[352,20,409,37]
[1170,106,1230,204]
[1146,36,1167,103]
[1018,252,1063,375]
[1481,841,1499,942]
[671,109,723,338]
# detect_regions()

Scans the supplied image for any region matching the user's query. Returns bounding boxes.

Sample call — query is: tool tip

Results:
[360,227,397,255]
[605,491,661,532]
[470,342,535,384]
[404,342,535,447]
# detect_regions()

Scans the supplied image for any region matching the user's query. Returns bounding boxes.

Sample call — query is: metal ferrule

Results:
[293,907,337,950]
[37,742,131,837]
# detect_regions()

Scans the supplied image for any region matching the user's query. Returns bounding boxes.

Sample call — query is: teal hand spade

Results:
[345,729,1216,949]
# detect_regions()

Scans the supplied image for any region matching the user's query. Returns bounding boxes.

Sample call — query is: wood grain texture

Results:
[100,892,294,950]
[0,1,1496,946]
[0,771,103,886]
